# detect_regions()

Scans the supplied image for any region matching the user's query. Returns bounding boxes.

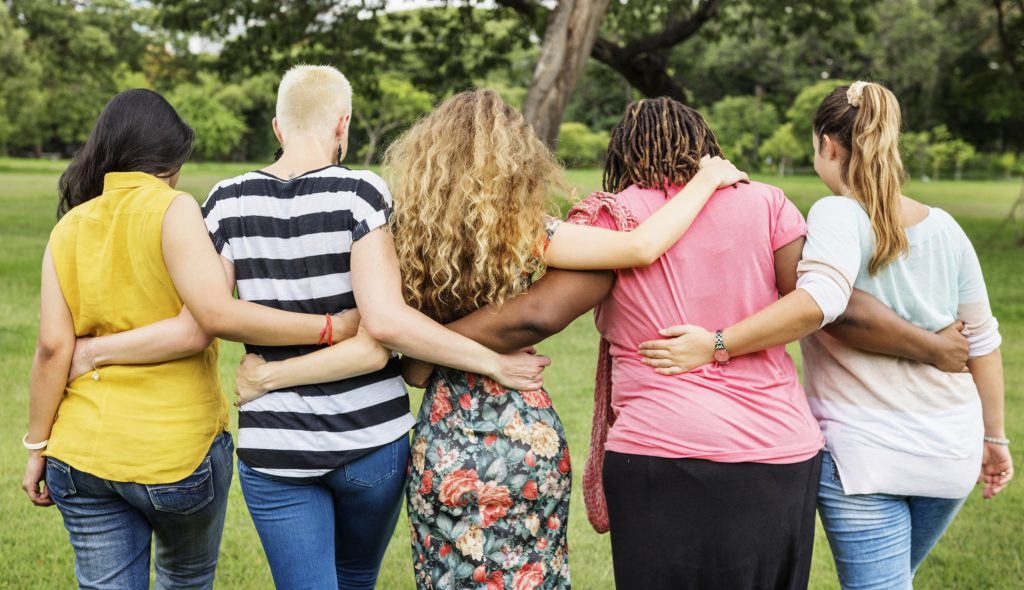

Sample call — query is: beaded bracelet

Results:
[984,436,1011,446]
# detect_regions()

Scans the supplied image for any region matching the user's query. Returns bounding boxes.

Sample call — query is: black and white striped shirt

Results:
[202,165,414,478]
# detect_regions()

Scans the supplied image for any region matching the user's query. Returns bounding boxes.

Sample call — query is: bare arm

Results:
[234,324,391,406]
[544,158,747,269]
[778,236,969,372]
[639,237,823,373]
[22,245,75,507]
[161,195,333,346]
[352,228,550,390]
[404,269,614,387]
[826,292,969,372]
[969,349,1012,499]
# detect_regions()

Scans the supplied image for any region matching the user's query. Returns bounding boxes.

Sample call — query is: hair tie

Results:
[847,81,869,108]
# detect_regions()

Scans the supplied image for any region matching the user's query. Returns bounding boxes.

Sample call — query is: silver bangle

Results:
[22,433,48,451]
[984,436,1011,446]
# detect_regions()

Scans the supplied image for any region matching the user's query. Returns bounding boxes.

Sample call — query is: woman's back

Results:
[591,180,823,463]
[799,195,993,497]
[47,172,226,484]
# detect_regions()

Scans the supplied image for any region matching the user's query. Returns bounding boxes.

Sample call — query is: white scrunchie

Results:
[847,81,869,107]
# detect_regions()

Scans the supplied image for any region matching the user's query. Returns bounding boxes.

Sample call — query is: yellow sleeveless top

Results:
[46,172,228,484]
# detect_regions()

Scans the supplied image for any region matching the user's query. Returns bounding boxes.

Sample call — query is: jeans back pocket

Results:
[147,456,214,515]
[45,458,77,499]
[344,442,399,487]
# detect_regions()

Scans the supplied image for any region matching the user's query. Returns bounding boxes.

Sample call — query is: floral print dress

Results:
[407,367,572,590]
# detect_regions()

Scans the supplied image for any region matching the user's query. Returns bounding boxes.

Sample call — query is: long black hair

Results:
[57,89,195,217]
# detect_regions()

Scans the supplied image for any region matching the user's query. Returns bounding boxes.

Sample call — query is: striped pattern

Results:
[202,166,414,477]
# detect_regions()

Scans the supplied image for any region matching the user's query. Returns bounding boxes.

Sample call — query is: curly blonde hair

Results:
[384,89,562,323]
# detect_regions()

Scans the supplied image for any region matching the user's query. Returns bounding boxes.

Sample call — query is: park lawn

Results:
[0,160,1021,589]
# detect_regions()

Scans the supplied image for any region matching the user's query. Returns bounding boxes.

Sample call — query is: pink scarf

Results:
[565,192,638,534]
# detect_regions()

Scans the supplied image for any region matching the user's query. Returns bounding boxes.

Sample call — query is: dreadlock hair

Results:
[603,97,723,195]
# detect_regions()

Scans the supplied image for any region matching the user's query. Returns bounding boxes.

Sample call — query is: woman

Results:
[19,88,353,590]
[639,82,1012,589]
[231,89,748,588]
[26,82,548,589]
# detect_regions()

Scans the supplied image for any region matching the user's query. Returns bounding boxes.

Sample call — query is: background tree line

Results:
[0,0,1021,179]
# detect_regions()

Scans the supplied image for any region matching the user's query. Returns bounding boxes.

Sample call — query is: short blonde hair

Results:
[275,65,352,140]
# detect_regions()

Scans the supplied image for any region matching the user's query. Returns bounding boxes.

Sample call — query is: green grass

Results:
[1,159,1021,588]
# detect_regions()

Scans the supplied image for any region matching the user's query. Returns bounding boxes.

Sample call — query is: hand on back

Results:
[698,155,749,189]
[930,320,969,373]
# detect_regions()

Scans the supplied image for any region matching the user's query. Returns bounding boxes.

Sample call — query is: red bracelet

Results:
[318,313,333,345]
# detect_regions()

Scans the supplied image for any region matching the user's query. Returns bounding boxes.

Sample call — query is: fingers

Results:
[657,325,692,338]
[642,358,679,369]
[655,367,685,376]
[638,339,674,351]
[535,355,552,368]
[638,348,672,360]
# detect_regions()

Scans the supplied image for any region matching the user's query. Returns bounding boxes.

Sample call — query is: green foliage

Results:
[785,80,852,146]
[555,123,609,169]
[353,75,435,165]
[707,95,779,167]
[758,123,805,176]
[901,131,932,180]
[169,81,247,161]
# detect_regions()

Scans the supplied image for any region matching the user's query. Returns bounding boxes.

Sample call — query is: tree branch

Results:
[994,0,1021,74]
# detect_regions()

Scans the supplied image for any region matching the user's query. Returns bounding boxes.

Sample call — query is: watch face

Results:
[714,349,730,364]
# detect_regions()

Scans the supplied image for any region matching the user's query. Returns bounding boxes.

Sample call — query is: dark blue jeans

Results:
[46,432,234,590]
[238,435,409,590]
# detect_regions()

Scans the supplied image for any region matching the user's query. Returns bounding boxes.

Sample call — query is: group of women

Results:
[20,64,1011,590]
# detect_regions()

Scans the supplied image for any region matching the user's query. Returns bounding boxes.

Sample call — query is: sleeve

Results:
[201,185,233,262]
[955,226,1001,357]
[770,192,807,251]
[795,197,864,326]
[349,172,393,242]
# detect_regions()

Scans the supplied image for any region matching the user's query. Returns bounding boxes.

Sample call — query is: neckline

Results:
[253,164,342,182]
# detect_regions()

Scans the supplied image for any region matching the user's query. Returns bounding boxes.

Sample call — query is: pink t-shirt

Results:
[586,181,824,464]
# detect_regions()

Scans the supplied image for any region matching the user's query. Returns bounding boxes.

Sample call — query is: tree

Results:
[785,80,852,147]
[901,131,932,181]
[707,95,779,167]
[950,139,976,180]
[520,0,611,146]
[926,125,955,180]
[759,123,805,176]
[555,122,609,168]
[169,80,247,161]
[353,76,434,166]
[998,153,1018,180]
[0,5,43,155]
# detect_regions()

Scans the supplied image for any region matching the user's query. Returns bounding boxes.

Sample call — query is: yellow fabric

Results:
[46,172,228,484]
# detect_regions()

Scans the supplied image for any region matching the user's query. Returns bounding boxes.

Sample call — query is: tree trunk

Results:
[522,0,612,147]
[362,130,380,167]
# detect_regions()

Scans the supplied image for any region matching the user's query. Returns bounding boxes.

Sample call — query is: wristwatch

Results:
[713,330,730,365]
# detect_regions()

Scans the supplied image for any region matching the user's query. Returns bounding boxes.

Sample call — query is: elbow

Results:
[366,344,392,372]
[36,335,73,362]
[629,237,660,267]
[521,308,570,341]
[179,327,214,356]
[361,317,401,348]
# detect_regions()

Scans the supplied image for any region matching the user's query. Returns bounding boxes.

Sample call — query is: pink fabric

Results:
[565,192,637,534]
[570,182,824,530]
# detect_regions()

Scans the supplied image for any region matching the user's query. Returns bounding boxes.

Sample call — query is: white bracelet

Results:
[22,433,48,451]
[984,436,1011,446]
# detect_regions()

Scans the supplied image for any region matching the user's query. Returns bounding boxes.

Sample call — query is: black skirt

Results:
[603,450,823,590]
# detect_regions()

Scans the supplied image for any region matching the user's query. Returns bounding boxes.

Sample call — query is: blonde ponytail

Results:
[814,82,909,274]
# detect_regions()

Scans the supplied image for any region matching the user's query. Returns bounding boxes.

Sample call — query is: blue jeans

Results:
[46,432,234,590]
[238,435,409,590]
[817,451,967,590]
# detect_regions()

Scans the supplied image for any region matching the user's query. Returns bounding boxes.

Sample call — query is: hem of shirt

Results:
[771,223,808,252]
[828,445,980,499]
[604,436,824,465]
[45,427,229,485]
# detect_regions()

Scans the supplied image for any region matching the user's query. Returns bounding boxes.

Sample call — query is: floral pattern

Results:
[408,368,572,590]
